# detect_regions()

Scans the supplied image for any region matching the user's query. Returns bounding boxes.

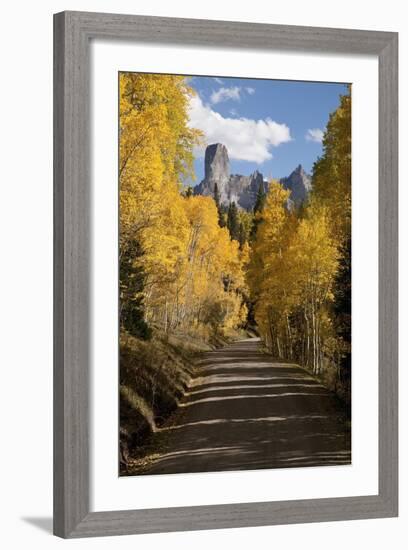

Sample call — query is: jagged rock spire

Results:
[204,143,230,186]
[194,144,311,211]
[280,165,312,206]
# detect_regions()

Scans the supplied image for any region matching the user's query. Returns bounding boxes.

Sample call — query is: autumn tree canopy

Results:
[247,90,351,391]
[119,73,247,340]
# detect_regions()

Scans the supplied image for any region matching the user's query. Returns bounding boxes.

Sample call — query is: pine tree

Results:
[213,182,224,227]
[219,204,227,227]
[238,222,246,249]
[184,185,193,198]
[250,182,268,241]
[213,181,220,207]
[227,201,240,241]
[120,238,152,340]
[254,182,266,214]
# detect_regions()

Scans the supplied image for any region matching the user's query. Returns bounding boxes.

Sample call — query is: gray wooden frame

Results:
[54,10,398,538]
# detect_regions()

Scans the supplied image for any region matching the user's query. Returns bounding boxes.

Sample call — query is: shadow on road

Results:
[130,338,351,475]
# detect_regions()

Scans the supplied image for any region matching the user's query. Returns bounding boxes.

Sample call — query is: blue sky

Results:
[187,76,348,183]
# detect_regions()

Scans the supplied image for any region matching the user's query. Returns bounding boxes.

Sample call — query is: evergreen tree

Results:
[227,201,240,241]
[310,90,351,395]
[219,204,227,227]
[183,185,193,198]
[238,222,246,249]
[250,182,267,241]
[254,182,266,214]
[120,238,152,340]
[213,182,225,227]
[213,181,220,207]
[332,237,351,387]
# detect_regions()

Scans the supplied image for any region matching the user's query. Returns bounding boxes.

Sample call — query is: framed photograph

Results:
[54,11,398,538]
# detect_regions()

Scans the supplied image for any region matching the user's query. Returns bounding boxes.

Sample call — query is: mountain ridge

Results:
[193,143,312,211]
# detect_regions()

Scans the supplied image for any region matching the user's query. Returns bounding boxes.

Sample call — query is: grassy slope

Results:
[119,330,218,470]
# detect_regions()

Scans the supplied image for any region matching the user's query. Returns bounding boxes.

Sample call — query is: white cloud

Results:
[210,86,241,104]
[214,77,224,85]
[209,85,256,104]
[305,128,324,143]
[188,95,291,164]
[229,108,238,117]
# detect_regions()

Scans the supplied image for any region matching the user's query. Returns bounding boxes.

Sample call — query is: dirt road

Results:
[133,338,351,475]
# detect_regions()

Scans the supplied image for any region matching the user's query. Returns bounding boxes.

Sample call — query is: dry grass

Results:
[119,329,212,470]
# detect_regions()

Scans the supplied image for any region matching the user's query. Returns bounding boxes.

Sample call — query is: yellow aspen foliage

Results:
[176,196,246,336]
[287,208,339,372]
[247,90,351,386]
[119,72,202,247]
[247,181,291,305]
[311,92,351,245]
[248,182,340,373]
[119,72,247,340]
[309,89,351,382]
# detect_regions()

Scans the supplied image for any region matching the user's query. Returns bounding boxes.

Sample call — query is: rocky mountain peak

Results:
[280,164,312,206]
[204,143,230,186]
[194,144,312,211]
